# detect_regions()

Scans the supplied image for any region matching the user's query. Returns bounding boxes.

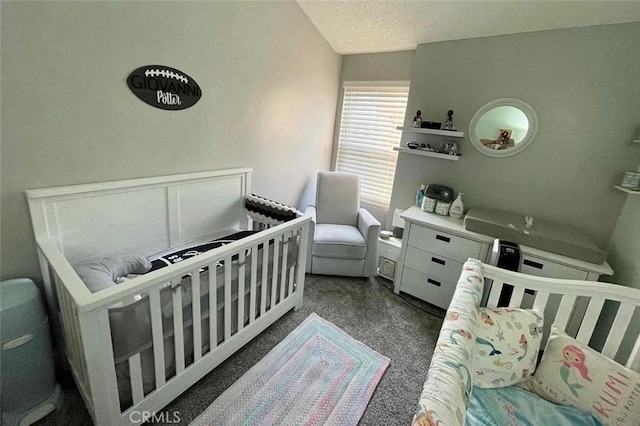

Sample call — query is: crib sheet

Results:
[147,230,259,273]
[467,386,604,426]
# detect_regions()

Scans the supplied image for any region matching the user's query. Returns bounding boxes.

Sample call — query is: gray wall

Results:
[318,50,415,227]
[598,194,640,361]
[389,23,640,251]
[0,1,341,280]
[608,196,640,289]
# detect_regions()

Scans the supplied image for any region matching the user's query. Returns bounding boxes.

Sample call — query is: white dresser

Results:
[394,206,613,311]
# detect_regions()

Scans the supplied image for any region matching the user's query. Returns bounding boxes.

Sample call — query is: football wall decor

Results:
[127,65,202,110]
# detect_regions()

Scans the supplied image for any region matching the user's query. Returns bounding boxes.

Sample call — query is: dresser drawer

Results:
[401,267,457,310]
[520,255,588,280]
[408,225,483,262]
[404,246,464,284]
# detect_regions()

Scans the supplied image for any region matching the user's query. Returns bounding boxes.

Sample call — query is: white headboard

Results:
[26,168,252,265]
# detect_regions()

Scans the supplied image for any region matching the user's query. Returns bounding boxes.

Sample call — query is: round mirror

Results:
[468,98,538,157]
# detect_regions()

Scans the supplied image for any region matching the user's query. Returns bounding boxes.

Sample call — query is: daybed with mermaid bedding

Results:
[26,168,311,425]
[415,259,640,426]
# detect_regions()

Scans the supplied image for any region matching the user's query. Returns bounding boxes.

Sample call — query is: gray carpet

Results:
[35,275,445,425]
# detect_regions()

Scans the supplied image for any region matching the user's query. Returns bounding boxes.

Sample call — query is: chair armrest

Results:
[357,208,380,242]
[413,259,484,426]
[304,206,316,271]
[357,208,381,277]
[304,205,316,223]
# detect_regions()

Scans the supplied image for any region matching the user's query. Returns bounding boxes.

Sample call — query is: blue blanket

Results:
[467,385,604,426]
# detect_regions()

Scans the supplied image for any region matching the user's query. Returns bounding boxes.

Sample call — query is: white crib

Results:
[414,259,640,425]
[26,168,311,425]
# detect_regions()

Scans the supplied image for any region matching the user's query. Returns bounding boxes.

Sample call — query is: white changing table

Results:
[393,206,613,314]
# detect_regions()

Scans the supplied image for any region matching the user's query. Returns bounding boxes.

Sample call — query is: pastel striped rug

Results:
[190,313,390,425]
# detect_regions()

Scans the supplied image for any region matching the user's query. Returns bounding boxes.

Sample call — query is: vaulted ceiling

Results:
[297,1,640,54]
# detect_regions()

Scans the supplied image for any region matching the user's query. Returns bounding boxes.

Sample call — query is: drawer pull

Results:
[431,257,446,266]
[523,259,544,270]
[435,234,451,243]
[427,278,442,287]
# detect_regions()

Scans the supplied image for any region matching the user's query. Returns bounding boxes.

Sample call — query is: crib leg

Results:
[80,309,121,425]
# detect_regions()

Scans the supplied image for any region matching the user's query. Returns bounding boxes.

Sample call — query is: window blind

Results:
[335,82,409,210]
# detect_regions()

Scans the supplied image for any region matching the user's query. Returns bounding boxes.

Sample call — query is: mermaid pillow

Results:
[473,307,543,388]
[527,326,640,426]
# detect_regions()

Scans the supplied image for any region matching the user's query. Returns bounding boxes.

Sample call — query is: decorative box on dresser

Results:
[394,206,613,316]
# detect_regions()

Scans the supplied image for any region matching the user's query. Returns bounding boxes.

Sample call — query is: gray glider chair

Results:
[304,171,380,277]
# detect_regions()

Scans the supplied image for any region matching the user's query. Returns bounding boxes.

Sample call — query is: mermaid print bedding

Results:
[412,260,484,425]
[472,307,543,388]
[467,385,604,426]
[526,326,640,426]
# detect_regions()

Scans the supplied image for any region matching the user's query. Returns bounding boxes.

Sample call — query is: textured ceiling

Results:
[297,1,640,54]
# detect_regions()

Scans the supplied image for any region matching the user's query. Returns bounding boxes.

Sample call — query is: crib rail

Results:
[481,261,640,372]
[35,216,310,425]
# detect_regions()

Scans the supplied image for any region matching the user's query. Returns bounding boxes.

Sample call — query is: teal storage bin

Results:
[0,278,60,426]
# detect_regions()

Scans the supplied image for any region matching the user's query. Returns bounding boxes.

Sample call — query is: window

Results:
[335,82,409,210]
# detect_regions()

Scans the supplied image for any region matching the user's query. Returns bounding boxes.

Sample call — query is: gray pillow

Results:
[75,255,152,293]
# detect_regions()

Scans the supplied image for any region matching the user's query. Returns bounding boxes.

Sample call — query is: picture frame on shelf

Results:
[438,139,459,155]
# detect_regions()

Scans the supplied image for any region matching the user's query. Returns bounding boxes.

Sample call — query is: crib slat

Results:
[55,276,74,359]
[261,241,269,315]
[508,287,525,308]
[250,244,258,323]
[271,237,280,308]
[208,262,218,351]
[288,266,295,299]
[602,303,635,359]
[486,280,503,308]
[289,231,299,298]
[224,255,232,340]
[533,290,550,315]
[553,295,576,332]
[54,275,70,338]
[192,269,202,362]
[149,289,166,388]
[129,353,144,405]
[627,334,640,371]
[37,249,58,322]
[56,286,75,371]
[238,250,246,332]
[280,233,289,302]
[576,297,605,344]
[172,280,185,375]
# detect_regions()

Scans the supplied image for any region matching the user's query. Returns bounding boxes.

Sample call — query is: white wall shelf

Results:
[633,139,640,144]
[393,146,460,161]
[397,126,464,138]
[614,185,640,195]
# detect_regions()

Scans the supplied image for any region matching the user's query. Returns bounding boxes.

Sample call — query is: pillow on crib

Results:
[527,326,640,426]
[473,307,544,388]
[75,255,152,293]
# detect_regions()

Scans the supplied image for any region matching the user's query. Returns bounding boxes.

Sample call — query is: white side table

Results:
[377,236,402,281]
